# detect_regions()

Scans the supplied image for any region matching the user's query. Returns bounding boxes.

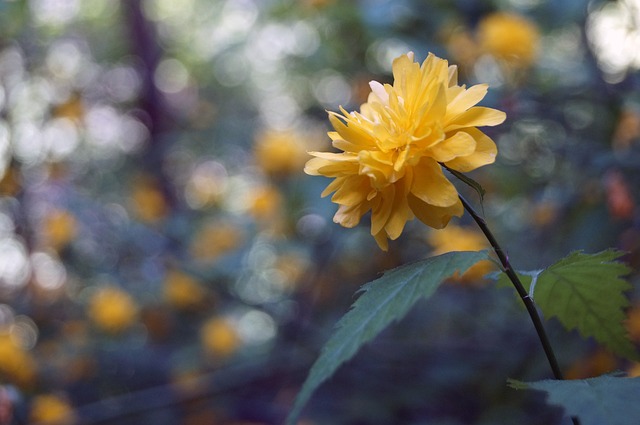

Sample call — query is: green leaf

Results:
[286,250,489,425]
[509,375,640,425]
[531,250,636,360]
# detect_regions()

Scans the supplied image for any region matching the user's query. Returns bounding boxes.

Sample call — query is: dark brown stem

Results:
[459,194,580,425]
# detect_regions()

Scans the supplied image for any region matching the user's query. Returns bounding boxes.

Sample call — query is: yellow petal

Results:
[383,178,413,240]
[408,194,464,229]
[373,230,389,251]
[444,107,506,131]
[331,176,371,206]
[304,153,358,176]
[444,128,497,172]
[447,65,459,87]
[328,113,376,151]
[359,150,394,187]
[428,131,476,163]
[370,186,394,235]
[447,84,489,118]
[410,158,459,207]
[333,203,365,228]
[320,177,345,198]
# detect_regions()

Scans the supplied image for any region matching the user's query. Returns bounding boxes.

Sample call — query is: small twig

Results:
[459,194,580,425]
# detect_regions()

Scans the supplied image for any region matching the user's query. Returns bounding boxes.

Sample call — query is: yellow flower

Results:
[305,52,505,250]
[477,12,540,68]
[87,286,138,334]
[163,270,206,310]
[130,176,168,223]
[0,331,37,388]
[428,224,494,283]
[254,129,308,177]
[29,394,76,425]
[200,317,241,360]
[43,209,77,250]
[190,220,245,262]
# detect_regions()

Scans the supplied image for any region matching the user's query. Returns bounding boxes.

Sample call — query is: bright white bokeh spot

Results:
[30,0,81,26]
[236,309,277,344]
[13,122,46,165]
[118,115,149,153]
[367,38,412,73]
[46,41,84,80]
[0,238,31,291]
[587,0,640,82]
[154,58,190,94]
[184,160,229,209]
[10,315,38,350]
[104,65,142,103]
[31,252,67,291]
[259,94,301,129]
[312,70,352,108]
[142,0,195,23]
[43,117,80,160]
[85,105,121,149]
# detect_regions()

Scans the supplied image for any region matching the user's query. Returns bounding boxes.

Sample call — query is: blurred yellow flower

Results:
[200,317,241,360]
[254,129,308,177]
[247,184,283,222]
[0,331,37,388]
[163,270,206,310]
[477,12,540,68]
[52,93,84,124]
[131,176,168,223]
[190,220,245,262]
[43,209,77,250]
[29,394,76,425]
[87,286,138,334]
[305,52,505,250]
[445,28,480,71]
[428,224,495,282]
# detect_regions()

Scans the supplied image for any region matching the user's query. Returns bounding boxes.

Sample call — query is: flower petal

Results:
[410,158,459,207]
[383,178,413,240]
[333,203,366,228]
[408,194,463,229]
[444,128,498,172]
[328,113,377,151]
[331,176,371,206]
[428,131,476,163]
[447,84,489,118]
[370,186,394,236]
[373,230,389,251]
[444,107,506,131]
[304,153,358,176]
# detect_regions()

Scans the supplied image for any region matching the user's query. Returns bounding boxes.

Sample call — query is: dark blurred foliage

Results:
[0,0,639,424]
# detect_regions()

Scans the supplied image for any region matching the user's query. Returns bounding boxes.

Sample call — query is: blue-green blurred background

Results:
[0,0,639,424]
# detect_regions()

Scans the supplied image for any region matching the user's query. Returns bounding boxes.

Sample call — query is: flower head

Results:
[305,52,505,249]
[254,129,309,177]
[477,12,540,68]
[87,286,138,334]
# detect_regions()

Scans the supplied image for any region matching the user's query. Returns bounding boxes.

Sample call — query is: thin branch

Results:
[459,194,580,425]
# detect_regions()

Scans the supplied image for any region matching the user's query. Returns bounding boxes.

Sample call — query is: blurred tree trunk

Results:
[122,0,177,209]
